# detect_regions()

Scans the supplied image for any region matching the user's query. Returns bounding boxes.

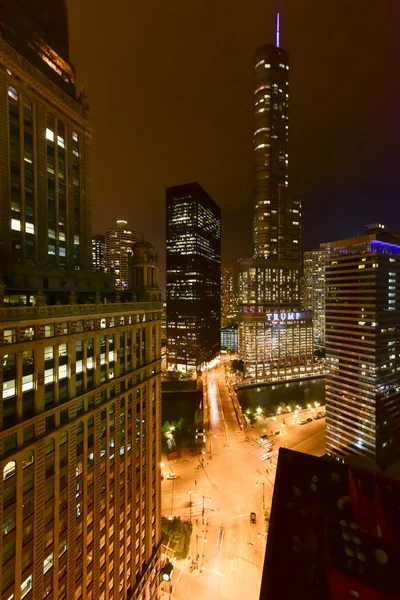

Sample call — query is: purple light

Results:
[276,13,280,47]
[370,240,400,256]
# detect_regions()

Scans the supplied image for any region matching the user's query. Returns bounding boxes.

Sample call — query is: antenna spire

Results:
[276,12,280,47]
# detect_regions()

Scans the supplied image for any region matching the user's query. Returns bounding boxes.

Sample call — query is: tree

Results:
[230,359,245,373]
[161,516,193,560]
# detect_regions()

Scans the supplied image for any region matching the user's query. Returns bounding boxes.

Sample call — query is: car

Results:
[306,418,313,423]
[299,419,307,425]
[250,512,256,524]
[166,473,177,480]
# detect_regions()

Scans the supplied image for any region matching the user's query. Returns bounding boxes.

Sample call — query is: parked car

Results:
[306,417,313,423]
[166,473,177,480]
[250,512,256,524]
[299,419,307,425]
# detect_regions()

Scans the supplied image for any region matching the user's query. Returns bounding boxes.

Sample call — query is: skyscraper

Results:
[322,225,400,470]
[221,266,236,327]
[0,1,93,287]
[92,234,105,272]
[237,23,314,380]
[0,5,163,599]
[303,249,329,351]
[166,182,221,372]
[105,221,140,290]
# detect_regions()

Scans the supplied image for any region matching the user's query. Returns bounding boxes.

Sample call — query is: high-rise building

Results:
[92,234,105,272]
[0,1,93,287]
[105,221,140,290]
[260,448,400,600]
[166,182,221,372]
[220,326,238,353]
[238,25,314,381]
[322,225,400,470]
[303,249,329,351]
[221,266,237,327]
[0,5,163,599]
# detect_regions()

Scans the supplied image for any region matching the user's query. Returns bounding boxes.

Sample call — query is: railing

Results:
[0,301,162,323]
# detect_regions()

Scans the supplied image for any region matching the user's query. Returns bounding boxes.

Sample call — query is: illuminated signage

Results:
[266,312,304,322]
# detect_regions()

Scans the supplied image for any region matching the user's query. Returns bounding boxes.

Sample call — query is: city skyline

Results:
[67,1,400,291]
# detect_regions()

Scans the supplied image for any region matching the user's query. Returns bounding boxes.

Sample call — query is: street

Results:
[161,366,325,599]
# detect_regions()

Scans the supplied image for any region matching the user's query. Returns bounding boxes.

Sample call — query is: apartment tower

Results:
[322,224,400,470]
[105,221,140,290]
[166,182,221,372]
[92,234,105,272]
[0,3,163,599]
[303,249,329,351]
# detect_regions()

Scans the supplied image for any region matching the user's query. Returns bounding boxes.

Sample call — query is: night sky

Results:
[67,1,400,292]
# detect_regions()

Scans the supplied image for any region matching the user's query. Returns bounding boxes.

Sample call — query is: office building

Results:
[105,221,140,290]
[220,326,238,352]
[221,266,237,327]
[0,4,163,599]
[0,2,93,288]
[166,182,221,372]
[238,24,314,380]
[322,226,400,470]
[260,448,400,600]
[92,234,105,272]
[303,249,329,351]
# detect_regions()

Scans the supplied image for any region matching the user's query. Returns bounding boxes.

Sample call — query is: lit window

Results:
[72,131,78,142]
[45,128,54,142]
[22,374,33,392]
[74,235,80,245]
[48,245,56,255]
[73,149,79,157]
[11,218,21,231]
[21,575,33,599]
[25,222,34,234]
[3,461,16,480]
[59,247,66,257]
[8,85,18,101]
[59,231,66,241]
[43,552,53,574]
[57,135,65,148]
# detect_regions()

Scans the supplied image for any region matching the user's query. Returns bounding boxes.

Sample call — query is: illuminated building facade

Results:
[166,182,221,372]
[221,266,237,326]
[322,227,400,470]
[0,3,93,286]
[238,29,313,380]
[220,326,238,352]
[0,4,163,599]
[303,249,329,350]
[105,221,140,290]
[92,234,105,272]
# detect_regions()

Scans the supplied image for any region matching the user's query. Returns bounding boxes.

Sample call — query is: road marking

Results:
[202,567,226,578]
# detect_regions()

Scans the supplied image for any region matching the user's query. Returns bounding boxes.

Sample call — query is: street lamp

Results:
[256,406,262,415]
[202,496,211,523]
[256,481,265,510]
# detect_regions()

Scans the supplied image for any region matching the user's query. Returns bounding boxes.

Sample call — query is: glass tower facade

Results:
[253,45,300,261]
[323,230,400,470]
[238,39,314,381]
[166,182,221,372]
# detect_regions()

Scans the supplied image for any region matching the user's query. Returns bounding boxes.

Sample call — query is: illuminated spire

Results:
[276,12,280,47]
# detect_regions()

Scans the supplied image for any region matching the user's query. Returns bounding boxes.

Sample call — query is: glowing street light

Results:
[256,407,262,415]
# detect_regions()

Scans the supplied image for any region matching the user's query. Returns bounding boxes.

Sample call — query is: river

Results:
[236,377,325,414]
